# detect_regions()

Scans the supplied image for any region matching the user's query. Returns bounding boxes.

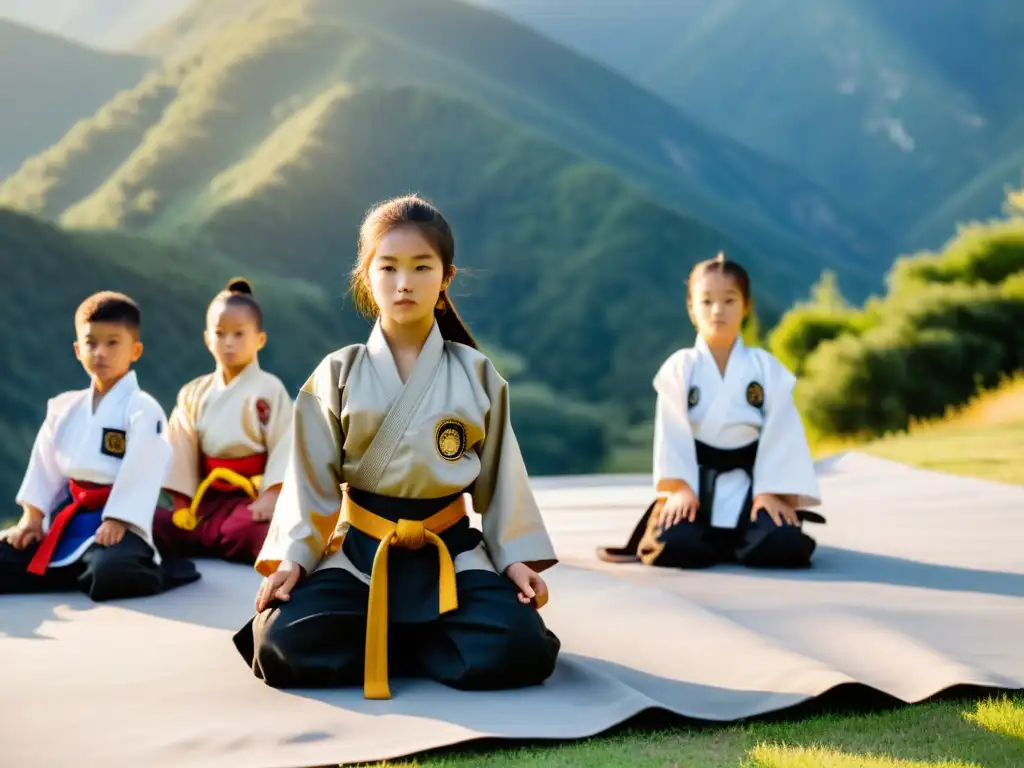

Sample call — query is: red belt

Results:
[203,454,266,490]
[171,454,266,531]
[27,480,111,575]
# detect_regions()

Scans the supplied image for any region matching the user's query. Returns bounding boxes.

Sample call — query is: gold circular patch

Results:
[435,419,467,462]
[104,431,126,455]
[746,381,765,409]
[687,386,700,408]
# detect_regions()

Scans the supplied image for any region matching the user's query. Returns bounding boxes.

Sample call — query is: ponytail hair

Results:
[208,276,264,329]
[434,288,476,348]
[351,194,478,349]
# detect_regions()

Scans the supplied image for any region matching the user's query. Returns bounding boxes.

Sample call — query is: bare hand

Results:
[249,488,280,522]
[659,485,700,530]
[751,493,800,526]
[255,559,304,612]
[95,519,127,546]
[1,512,44,550]
[505,562,549,609]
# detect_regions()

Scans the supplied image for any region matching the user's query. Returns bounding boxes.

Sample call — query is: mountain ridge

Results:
[1,0,893,269]
[0,18,153,177]
[472,0,1024,248]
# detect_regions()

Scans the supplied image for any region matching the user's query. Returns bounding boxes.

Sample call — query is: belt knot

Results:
[393,519,427,550]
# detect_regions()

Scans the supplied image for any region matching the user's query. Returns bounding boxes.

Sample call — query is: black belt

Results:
[694,440,757,525]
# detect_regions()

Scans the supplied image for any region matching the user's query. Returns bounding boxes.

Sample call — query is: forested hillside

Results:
[474,0,1024,249]
[0,20,152,176]
[0,0,890,271]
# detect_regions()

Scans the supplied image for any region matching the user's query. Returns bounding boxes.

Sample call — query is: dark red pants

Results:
[153,491,268,565]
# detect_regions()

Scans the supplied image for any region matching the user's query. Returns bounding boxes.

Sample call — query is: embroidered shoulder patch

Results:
[746,381,765,409]
[435,419,467,462]
[256,398,271,428]
[687,386,700,409]
[101,428,127,458]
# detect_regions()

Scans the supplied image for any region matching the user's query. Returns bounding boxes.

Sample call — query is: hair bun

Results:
[225,276,253,295]
[714,251,727,263]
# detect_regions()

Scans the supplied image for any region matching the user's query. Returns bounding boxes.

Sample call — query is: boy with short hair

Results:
[0,291,200,600]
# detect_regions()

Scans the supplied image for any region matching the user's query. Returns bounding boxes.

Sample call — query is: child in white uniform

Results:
[0,291,199,599]
[599,253,825,569]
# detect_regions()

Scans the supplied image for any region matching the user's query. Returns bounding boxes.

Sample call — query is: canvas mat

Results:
[2,452,1022,767]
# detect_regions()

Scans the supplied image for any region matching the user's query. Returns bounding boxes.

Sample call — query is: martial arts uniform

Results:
[599,336,825,569]
[0,371,199,600]
[153,361,292,564]
[233,320,561,699]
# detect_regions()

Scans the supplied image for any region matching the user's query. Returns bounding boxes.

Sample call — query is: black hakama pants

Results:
[233,487,560,692]
[599,440,823,570]
[233,567,561,691]
[643,504,818,569]
[0,531,200,602]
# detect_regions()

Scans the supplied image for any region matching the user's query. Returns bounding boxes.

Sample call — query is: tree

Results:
[808,269,849,311]
[1006,184,1024,218]
[742,306,764,347]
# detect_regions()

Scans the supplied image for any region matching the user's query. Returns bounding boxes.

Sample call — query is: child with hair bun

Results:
[154,278,293,565]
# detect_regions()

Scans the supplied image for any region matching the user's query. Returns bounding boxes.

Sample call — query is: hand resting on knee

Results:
[256,559,305,612]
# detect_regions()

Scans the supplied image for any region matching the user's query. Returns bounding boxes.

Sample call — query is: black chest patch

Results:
[687,386,700,409]
[746,380,765,410]
[101,428,127,459]
[435,419,468,462]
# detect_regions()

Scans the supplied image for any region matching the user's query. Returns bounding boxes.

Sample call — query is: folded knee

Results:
[446,616,560,691]
[252,610,295,661]
[739,527,816,568]
[220,519,269,563]
[246,611,299,687]
[644,522,717,568]
[248,610,359,689]
[85,554,162,601]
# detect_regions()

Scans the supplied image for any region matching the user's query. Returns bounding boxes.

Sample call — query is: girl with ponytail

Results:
[232,194,560,701]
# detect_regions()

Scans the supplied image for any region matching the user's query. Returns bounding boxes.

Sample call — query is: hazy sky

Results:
[0,0,190,49]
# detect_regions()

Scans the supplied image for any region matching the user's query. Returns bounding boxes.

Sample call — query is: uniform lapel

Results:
[693,336,746,440]
[366,319,406,406]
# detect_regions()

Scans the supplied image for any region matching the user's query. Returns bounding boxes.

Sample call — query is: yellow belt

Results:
[171,468,263,531]
[344,491,466,700]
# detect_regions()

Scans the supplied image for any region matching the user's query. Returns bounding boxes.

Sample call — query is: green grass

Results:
[828,373,1024,485]
[360,695,1024,767]
[864,422,1024,486]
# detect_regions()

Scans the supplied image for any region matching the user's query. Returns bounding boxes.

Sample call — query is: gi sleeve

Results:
[15,394,73,516]
[163,383,202,499]
[652,351,700,497]
[751,353,822,509]
[255,356,345,578]
[259,378,295,492]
